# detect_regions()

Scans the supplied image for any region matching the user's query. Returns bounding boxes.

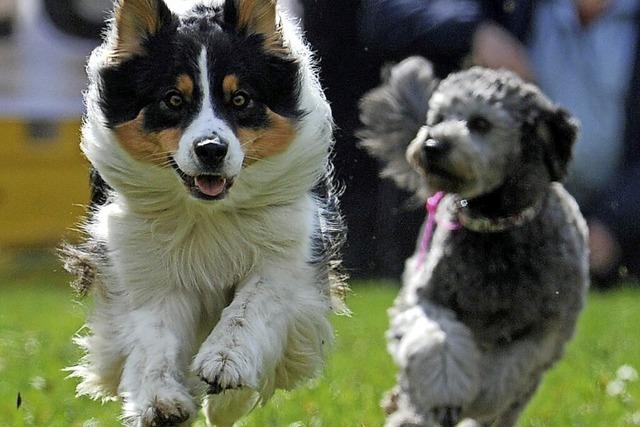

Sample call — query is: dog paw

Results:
[432,406,461,427]
[192,346,259,395]
[140,404,190,427]
[125,383,197,427]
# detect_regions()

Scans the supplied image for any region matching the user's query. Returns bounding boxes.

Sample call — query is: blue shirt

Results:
[529,0,639,204]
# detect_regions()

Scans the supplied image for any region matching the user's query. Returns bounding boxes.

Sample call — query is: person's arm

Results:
[357,0,484,63]
[591,161,640,257]
[357,0,535,80]
[471,22,535,81]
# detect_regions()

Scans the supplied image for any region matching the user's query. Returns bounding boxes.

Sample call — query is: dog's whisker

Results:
[240,131,269,147]
[136,151,176,163]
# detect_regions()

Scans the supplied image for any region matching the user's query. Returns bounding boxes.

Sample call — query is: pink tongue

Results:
[195,176,226,197]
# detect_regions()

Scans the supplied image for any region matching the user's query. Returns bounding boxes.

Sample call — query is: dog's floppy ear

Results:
[224,0,284,53]
[358,56,439,200]
[109,0,175,62]
[537,107,579,182]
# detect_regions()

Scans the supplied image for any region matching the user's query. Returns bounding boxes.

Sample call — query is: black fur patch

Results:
[98,3,301,134]
[90,2,304,207]
[310,168,349,311]
[90,167,110,207]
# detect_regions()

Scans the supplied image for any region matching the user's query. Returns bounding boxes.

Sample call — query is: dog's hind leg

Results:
[384,389,429,427]
[488,378,541,427]
[272,293,334,391]
[69,319,125,400]
[203,388,260,427]
[455,419,489,427]
[469,331,560,423]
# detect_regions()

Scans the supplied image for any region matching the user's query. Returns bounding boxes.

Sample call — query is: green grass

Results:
[0,260,639,426]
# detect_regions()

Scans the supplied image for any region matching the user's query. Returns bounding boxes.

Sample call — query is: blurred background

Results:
[0,0,639,426]
[0,0,109,248]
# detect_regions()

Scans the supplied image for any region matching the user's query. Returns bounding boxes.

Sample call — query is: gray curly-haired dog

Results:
[359,57,589,427]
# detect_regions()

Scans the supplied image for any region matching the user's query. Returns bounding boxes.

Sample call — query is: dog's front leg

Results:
[118,292,200,426]
[388,302,481,426]
[193,269,331,399]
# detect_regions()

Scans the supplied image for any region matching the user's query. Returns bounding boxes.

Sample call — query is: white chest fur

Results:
[90,194,317,298]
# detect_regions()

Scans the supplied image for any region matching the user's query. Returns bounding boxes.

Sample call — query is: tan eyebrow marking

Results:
[222,74,240,102]
[176,74,195,99]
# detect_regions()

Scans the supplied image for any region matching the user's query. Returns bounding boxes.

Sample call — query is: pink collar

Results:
[415,192,460,269]
[414,191,545,270]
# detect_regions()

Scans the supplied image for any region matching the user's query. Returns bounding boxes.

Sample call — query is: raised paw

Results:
[193,347,259,395]
[202,373,243,395]
[140,404,190,427]
[433,406,461,427]
[125,384,197,427]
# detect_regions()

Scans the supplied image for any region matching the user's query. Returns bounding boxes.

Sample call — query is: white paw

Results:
[397,307,480,408]
[124,381,197,427]
[192,343,260,395]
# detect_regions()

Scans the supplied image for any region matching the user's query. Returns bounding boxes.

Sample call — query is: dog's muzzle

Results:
[422,137,451,167]
[194,136,228,167]
[170,135,236,201]
[410,126,456,181]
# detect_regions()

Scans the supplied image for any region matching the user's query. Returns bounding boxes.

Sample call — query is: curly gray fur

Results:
[360,58,589,427]
[359,57,439,201]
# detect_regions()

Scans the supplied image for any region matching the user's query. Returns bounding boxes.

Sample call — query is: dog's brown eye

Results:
[431,113,444,125]
[468,116,492,133]
[231,91,251,109]
[162,90,184,111]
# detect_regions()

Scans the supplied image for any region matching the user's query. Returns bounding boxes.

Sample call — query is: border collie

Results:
[63,1,346,425]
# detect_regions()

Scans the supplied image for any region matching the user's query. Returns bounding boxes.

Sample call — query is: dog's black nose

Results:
[194,137,228,165]
[423,138,450,159]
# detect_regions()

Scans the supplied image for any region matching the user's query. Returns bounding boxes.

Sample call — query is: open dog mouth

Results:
[424,162,461,183]
[170,160,233,201]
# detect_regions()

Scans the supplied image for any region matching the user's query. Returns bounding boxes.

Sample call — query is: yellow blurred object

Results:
[0,119,90,247]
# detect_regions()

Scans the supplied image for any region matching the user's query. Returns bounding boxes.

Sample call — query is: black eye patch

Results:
[467,116,493,134]
[98,24,206,132]
[430,113,445,125]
